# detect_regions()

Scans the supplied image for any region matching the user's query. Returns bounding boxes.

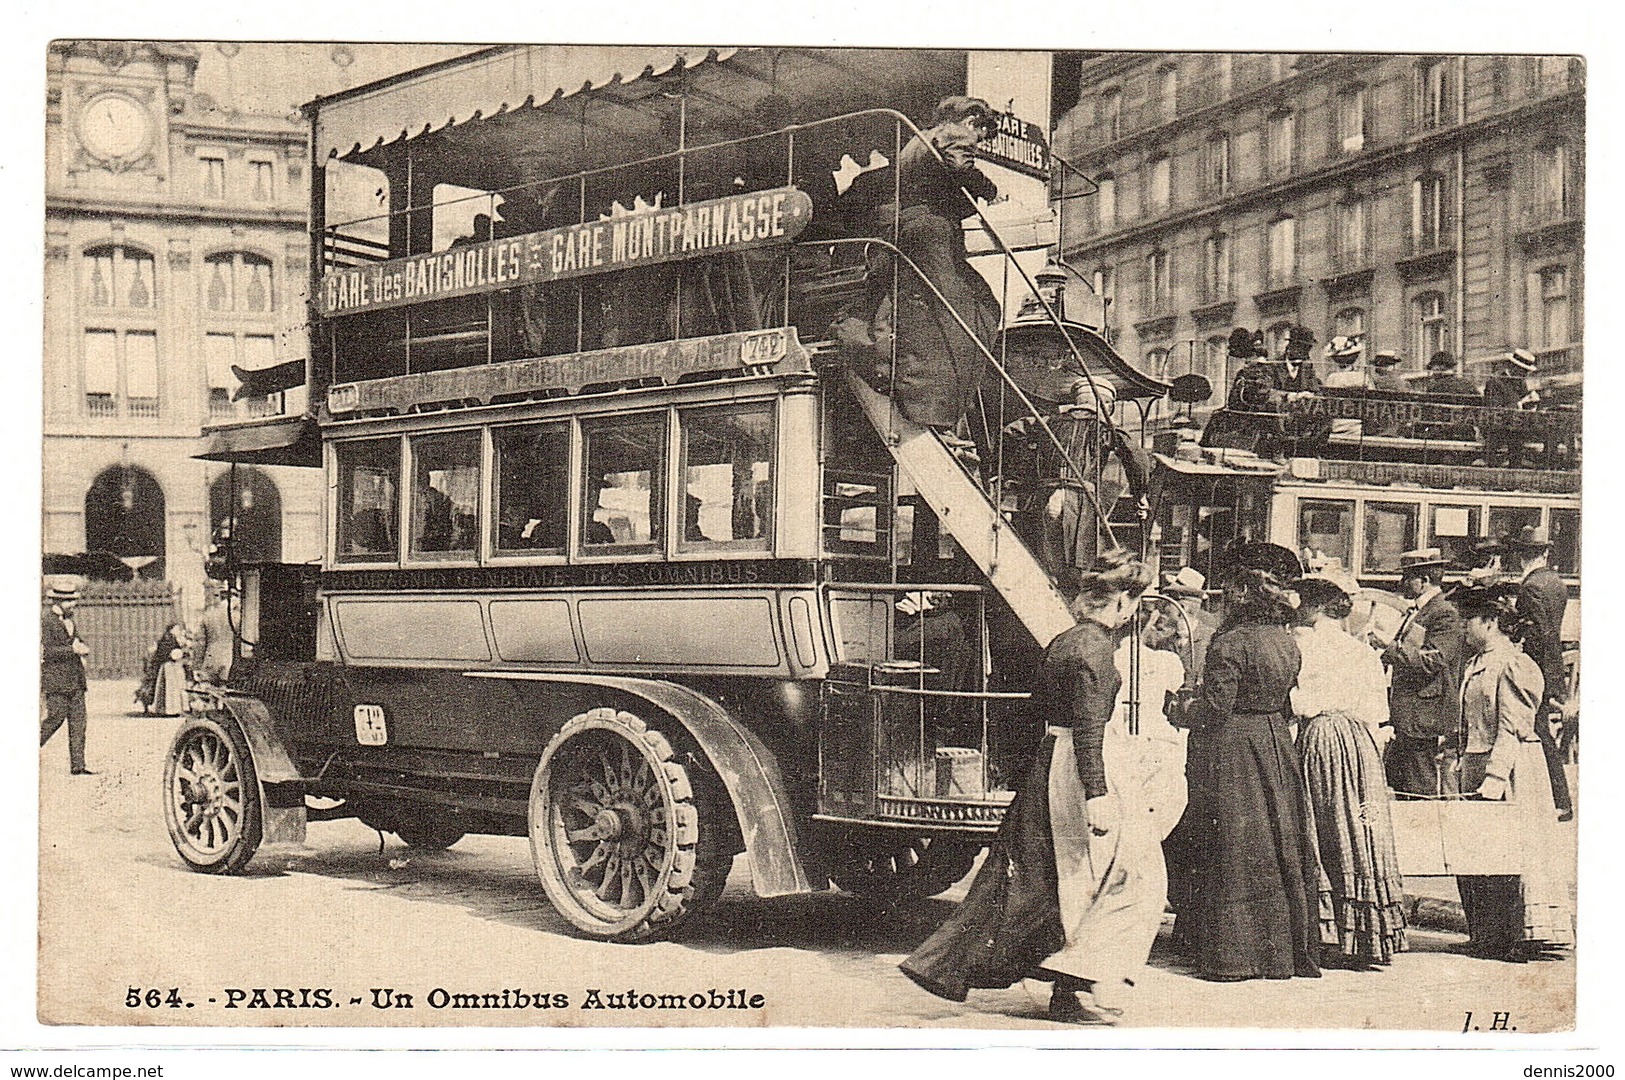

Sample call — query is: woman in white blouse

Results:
[1291,573,1408,968]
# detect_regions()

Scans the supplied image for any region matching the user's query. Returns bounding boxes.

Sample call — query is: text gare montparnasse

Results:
[320,187,811,317]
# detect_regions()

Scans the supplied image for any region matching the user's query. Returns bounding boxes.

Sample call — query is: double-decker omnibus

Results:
[172,46,1170,940]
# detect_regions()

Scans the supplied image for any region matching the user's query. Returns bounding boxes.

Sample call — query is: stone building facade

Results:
[1050,53,1583,400]
[43,41,466,612]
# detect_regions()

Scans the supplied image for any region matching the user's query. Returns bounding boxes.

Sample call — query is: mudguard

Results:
[217,695,309,845]
[465,671,814,898]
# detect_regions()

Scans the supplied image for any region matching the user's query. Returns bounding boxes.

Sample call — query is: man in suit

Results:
[40,576,92,775]
[1375,549,1466,797]
[1503,525,1575,820]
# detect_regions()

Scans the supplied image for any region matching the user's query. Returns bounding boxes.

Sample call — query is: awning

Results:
[312,45,730,163]
[195,415,321,468]
[313,46,968,191]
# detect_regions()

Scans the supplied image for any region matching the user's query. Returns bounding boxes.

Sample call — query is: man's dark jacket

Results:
[41,606,86,694]
[1383,592,1466,738]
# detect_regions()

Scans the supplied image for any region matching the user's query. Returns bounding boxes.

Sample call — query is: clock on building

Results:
[78,93,151,162]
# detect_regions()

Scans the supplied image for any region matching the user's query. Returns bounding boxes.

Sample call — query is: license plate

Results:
[353,704,388,746]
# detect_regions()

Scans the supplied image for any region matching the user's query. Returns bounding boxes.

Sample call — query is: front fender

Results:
[217,695,308,845]
[465,671,813,897]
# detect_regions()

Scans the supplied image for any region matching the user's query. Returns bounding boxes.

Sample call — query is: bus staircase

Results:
[813,232,1136,650]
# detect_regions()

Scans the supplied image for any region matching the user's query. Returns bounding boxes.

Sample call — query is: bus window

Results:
[492,422,570,554]
[1297,498,1354,569]
[1549,508,1581,575]
[1428,504,1482,567]
[1488,505,1541,547]
[335,439,400,563]
[1362,501,1419,574]
[678,403,773,551]
[581,414,665,551]
[409,431,481,558]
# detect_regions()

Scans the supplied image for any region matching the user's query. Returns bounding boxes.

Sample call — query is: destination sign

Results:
[976,111,1052,180]
[325,327,808,415]
[320,187,813,317]
[1290,394,1579,434]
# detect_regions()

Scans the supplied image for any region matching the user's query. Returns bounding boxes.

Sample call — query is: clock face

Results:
[80,94,150,161]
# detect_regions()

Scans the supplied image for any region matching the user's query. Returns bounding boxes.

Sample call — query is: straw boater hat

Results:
[1300,557,1359,597]
[1505,347,1538,373]
[1397,547,1448,573]
[1371,350,1404,368]
[45,575,82,602]
[1162,566,1212,598]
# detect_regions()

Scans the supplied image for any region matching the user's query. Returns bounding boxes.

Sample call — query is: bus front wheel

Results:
[530,708,730,941]
[163,714,263,874]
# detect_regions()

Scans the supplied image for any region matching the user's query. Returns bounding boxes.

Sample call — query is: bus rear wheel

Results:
[163,714,263,874]
[830,831,980,905]
[530,708,730,941]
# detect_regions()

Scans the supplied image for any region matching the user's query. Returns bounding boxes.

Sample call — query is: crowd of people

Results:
[901,530,1576,1025]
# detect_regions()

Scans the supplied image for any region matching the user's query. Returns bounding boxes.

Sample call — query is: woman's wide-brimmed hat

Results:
[1221,542,1304,584]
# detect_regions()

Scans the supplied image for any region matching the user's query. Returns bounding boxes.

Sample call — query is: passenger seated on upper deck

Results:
[1213,325,1329,456]
[1412,351,1480,443]
[1482,348,1543,468]
[1320,336,1367,439]
[831,97,1002,450]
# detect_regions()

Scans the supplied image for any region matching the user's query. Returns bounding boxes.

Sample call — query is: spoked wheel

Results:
[829,830,980,905]
[530,708,730,941]
[163,714,262,874]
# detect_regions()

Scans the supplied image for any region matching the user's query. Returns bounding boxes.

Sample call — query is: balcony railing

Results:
[84,396,159,420]
[1519,199,1578,230]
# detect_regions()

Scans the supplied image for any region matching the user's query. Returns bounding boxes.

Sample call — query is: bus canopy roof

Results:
[311,45,968,189]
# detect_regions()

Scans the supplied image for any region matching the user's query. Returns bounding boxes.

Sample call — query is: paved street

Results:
[38,682,1574,1032]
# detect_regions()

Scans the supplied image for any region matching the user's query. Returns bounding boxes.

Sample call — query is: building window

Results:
[1538,265,1570,351]
[1334,307,1365,340]
[1267,109,1295,177]
[1202,232,1230,300]
[205,332,280,419]
[1146,155,1171,215]
[1093,265,1115,330]
[200,154,226,199]
[1266,321,1294,359]
[82,328,158,419]
[1419,58,1452,129]
[250,160,275,202]
[1202,133,1230,196]
[1336,86,1366,153]
[204,252,276,314]
[1412,173,1448,251]
[1337,197,1366,267]
[83,245,155,309]
[1414,292,1448,362]
[1146,249,1171,312]
[1267,216,1296,284]
[1215,54,1233,100]
[1204,335,1228,383]
[1094,174,1116,231]
[1536,143,1568,220]
[1157,65,1178,123]
[1100,88,1122,142]
[1145,346,1171,378]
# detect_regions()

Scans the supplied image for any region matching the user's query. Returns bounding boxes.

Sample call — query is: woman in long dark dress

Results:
[1177,543,1323,981]
[900,551,1154,1023]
